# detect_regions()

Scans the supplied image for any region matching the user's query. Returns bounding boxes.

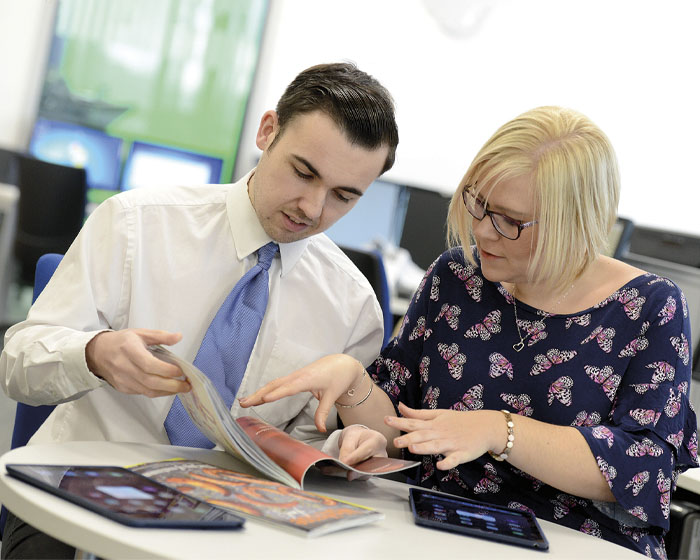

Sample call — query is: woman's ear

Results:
[255,110,279,151]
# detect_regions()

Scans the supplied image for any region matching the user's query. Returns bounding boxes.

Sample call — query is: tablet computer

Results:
[5,464,245,530]
[409,487,549,551]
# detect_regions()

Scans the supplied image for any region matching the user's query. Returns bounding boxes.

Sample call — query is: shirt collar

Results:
[227,169,309,276]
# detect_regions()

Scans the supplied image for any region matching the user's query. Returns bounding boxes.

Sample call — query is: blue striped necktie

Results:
[164,241,279,448]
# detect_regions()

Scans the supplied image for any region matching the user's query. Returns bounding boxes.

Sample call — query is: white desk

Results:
[0,442,642,559]
[678,468,700,496]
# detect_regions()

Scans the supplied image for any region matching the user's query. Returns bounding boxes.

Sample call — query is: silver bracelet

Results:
[335,379,373,408]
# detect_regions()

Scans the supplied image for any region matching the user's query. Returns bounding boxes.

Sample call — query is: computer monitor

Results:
[28,118,123,191]
[121,141,223,190]
[399,186,452,270]
[324,179,409,250]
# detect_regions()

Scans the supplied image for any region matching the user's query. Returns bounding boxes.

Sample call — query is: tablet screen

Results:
[6,464,245,529]
[409,488,548,550]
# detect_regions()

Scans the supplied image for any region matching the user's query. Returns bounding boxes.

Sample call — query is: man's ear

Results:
[256,110,279,151]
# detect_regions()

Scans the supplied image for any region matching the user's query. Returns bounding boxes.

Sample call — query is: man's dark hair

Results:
[274,62,399,174]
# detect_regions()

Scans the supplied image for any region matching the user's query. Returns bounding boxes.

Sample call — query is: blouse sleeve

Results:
[367,253,445,411]
[575,278,699,530]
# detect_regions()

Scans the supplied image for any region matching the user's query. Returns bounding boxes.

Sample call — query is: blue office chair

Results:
[0,253,62,538]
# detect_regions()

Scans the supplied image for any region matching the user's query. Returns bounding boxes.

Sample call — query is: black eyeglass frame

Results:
[462,186,538,241]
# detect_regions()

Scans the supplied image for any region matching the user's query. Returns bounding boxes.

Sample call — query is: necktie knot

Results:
[257,242,278,271]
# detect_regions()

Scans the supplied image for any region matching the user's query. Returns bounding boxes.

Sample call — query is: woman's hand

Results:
[239,354,365,432]
[338,424,388,465]
[386,403,502,470]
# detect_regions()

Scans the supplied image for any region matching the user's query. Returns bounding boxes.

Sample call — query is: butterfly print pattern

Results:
[584,365,621,401]
[565,314,591,329]
[409,316,427,341]
[581,325,616,353]
[658,296,676,326]
[618,321,650,358]
[681,292,689,318]
[508,502,536,516]
[666,430,684,451]
[646,361,675,384]
[516,318,548,346]
[448,260,483,301]
[547,376,573,406]
[627,506,649,523]
[625,471,650,496]
[474,463,502,494]
[617,288,646,320]
[423,386,440,409]
[489,352,513,381]
[664,388,682,418]
[630,408,662,427]
[464,310,502,340]
[419,356,430,384]
[451,384,484,411]
[501,393,533,416]
[591,426,615,448]
[626,438,663,458]
[670,334,690,366]
[630,383,660,395]
[367,252,697,555]
[530,348,577,376]
[657,470,671,519]
[429,275,440,301]
[689,432,698,463]
[597,457,618,487]
[580,519,602,539]
[437,343,466,379]
[384,359,411,385]
[572,410,602,427]
[435,303,461,330]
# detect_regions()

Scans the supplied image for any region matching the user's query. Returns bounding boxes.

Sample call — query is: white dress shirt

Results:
[0,170,384,448]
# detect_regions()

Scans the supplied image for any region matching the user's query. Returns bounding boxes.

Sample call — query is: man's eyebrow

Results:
[292,155,364,197]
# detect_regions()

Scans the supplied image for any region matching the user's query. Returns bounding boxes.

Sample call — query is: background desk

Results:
[0,442,643,560]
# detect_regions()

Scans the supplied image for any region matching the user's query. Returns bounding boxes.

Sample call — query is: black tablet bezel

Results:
[5,464,245,530]
[409,487,549,551]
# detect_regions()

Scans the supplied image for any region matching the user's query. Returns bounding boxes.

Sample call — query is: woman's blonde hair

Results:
[447,106,620,292]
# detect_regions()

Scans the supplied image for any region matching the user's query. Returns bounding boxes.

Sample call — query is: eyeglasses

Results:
[462,187,538,241]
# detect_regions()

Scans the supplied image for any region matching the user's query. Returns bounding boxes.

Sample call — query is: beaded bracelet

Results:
[488,410,515,461]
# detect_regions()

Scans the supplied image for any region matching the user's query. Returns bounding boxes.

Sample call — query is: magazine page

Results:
[130,459,384,537]
[237,417,420,488]
[150,346,419,490]
[149,346,298,488]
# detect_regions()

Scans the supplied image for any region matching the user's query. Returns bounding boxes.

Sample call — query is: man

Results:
[0,62,398,558]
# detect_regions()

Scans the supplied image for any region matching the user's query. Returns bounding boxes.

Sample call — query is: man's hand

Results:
[85,329,190,397]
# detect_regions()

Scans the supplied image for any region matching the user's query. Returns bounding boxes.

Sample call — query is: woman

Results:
[241,106,698,557]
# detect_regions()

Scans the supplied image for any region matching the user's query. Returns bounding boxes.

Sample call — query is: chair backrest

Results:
[14,155,86,284]
[9,253,63,452]
[339,246,393,347]
[0,147,19,186]
[0,254,63,538]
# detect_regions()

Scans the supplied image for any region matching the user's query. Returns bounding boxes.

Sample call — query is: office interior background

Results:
[0,0,699,507]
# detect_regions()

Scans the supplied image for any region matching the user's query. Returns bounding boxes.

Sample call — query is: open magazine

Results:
[130,458,384,537]
[150,346,418,490]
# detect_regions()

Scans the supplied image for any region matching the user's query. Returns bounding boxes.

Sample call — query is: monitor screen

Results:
[324,179,408,250]
[29,118,123,191]
[121,142,223,190]
[399,186,452,270]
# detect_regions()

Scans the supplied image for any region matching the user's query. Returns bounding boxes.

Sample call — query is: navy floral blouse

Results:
[369,248,698,558]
